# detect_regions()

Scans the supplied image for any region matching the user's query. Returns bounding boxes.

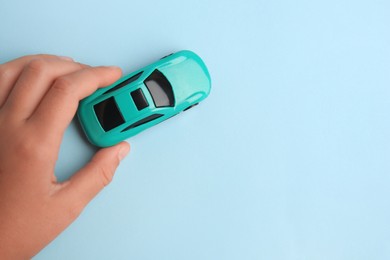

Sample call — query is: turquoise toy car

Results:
[77,50,211,147]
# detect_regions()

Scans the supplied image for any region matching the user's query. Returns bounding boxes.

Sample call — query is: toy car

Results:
[77,50,211,147]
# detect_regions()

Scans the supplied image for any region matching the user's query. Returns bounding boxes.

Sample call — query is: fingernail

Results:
[59,56,74,61]
[118,145,130,161]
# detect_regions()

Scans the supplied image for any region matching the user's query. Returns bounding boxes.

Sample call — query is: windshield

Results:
[144,70,174,107]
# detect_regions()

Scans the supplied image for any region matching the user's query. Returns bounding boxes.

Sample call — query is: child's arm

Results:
[0,55,130,259]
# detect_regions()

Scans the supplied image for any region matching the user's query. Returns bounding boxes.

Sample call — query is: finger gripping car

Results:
[77,50,211,147]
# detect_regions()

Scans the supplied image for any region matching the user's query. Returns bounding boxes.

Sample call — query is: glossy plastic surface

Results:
[77,50,211,147]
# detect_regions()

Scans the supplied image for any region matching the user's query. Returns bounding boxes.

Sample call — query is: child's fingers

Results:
[2,59,88,121]
[30,66,122,144]
[0,55,70,107]
[56,142,130,218]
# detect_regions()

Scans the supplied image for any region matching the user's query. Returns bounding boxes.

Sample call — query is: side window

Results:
[121,114,163,132]
[144,70,175,107]
[104,71,143,95]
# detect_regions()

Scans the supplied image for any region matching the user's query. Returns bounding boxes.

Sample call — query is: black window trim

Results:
[121,114,164,132]
[103,71,143,95]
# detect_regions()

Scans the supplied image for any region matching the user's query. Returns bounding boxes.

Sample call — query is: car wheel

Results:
[184,103,199,111]
[160,53,173,60]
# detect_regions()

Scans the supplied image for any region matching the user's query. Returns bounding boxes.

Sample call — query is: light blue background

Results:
[1,0,389,259]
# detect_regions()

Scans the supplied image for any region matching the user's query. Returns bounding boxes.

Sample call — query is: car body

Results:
[77,50,211,147]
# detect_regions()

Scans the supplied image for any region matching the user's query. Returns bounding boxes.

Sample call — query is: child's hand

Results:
[0,55,130,259]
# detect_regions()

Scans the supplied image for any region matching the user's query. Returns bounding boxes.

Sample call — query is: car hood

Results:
[158,51,211,106]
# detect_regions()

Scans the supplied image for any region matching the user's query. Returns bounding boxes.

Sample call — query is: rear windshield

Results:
[94,97,125,132]
[144,70,174,107]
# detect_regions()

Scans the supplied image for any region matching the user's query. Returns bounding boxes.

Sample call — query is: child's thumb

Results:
[59,142,130,215]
